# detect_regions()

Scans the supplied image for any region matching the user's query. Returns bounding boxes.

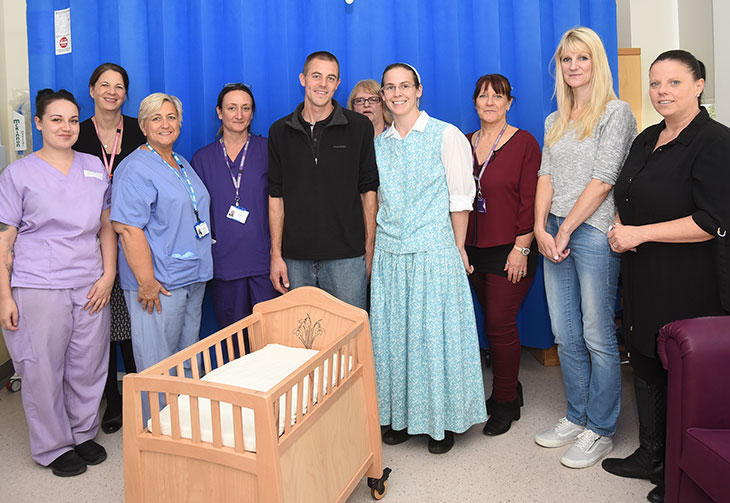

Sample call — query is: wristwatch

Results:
[514,245,530,256]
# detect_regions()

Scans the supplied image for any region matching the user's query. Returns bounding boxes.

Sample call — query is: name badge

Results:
[476,193,487,214]
[83,169,104,181]
[227,205,249,224]
[194,221,210,239]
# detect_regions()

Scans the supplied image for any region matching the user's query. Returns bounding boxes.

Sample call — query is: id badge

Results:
[194,220,210,239]
[476,195,487,214]
[226,205,250,224]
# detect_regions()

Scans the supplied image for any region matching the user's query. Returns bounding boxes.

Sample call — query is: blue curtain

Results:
[26,0,619,348]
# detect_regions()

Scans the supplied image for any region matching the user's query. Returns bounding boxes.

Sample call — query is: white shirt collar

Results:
[383,110,430,139]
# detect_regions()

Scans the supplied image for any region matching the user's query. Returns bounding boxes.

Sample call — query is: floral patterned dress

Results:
[371,112,487,439]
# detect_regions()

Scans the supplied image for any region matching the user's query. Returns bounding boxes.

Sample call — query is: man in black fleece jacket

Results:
[268,51,378,309]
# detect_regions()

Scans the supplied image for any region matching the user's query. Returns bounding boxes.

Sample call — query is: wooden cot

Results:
[123,286,390,502]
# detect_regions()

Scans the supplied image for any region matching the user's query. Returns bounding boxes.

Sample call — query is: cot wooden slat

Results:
[232,405,244,453]
[295,373,304,424]
[336,347,343,387]
[236,329,246,358]
[190,395,202,444]
[284,387,293,434]
[149,392,161,435]
[211,399,223,448]
[169,392,181,440]
[225,336,235,363]
[191,353,200,379]
[307,369,315,413]
[203,350,212,375]
[215,341,224,369]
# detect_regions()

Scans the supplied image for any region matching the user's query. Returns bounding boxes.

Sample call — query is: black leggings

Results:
[103,340,136,412]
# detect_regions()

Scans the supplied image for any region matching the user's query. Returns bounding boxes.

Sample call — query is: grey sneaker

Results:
[535,417,585,448]
[560,429,614,468]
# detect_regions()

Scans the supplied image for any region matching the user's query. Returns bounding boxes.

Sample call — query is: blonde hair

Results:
[545,27,616,147]
[138,92,183,131]
[347,79,392,126]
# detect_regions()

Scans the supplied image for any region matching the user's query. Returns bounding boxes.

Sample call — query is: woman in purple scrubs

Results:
[0,89,116,477]
[191,83,277,329]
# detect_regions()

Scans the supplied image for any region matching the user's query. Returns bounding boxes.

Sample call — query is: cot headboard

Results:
[251,286,368,352]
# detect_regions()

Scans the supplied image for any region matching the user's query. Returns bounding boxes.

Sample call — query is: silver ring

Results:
[518,271,524,276]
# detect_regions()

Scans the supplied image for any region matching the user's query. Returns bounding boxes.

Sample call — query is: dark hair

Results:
[472,74,514,103]
[381,63,420,88]
[216,83,256,137]
[216,83,256,114]
[88,62,130,92]
[651,50,705,108]
[302,51,340,76]
[35,88,79,118]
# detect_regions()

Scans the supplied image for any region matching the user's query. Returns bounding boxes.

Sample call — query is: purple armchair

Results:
[658,316,730,503]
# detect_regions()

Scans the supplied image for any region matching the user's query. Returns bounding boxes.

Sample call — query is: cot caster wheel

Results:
[6,378,21,392]
[367,467,391,500]
[370,481,387,500]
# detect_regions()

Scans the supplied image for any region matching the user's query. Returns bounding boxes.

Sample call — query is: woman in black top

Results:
[73,63,146,434]
[602,50,730,503]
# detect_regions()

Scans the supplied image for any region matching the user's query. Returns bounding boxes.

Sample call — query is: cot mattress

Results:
[151,344,349,452]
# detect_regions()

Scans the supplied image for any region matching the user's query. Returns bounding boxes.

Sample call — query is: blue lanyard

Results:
[146,142,201,222]
[220,134,250,206]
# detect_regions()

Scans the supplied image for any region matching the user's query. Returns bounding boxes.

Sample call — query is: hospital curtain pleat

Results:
[25,0,619,348]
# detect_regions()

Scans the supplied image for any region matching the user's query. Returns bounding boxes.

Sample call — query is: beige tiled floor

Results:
[0,351,654,503]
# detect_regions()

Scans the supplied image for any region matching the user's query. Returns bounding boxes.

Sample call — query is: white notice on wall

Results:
[12,111,26,151]
[54,8,72,55]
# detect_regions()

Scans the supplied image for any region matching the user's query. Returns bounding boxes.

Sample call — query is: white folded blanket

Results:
[151,343,351,452]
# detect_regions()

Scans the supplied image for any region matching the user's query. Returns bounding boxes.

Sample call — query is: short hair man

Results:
[267,51,378,309]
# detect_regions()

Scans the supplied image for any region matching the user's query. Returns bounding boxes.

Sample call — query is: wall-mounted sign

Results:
[54,8,72,55]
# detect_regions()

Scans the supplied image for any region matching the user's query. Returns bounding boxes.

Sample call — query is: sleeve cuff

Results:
[449,195,474,213]
[692,211,718,236]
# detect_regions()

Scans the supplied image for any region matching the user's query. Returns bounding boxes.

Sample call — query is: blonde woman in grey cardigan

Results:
[533,27,637,469]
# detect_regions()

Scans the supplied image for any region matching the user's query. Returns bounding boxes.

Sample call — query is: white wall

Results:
[0,0,28,367]
[714,0,729,124]
[0,0,30,171]
[627,1,680,129]
[678,0,714,102]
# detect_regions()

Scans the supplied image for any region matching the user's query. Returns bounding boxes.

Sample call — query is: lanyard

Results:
[220,134,250,206]
[473,122,508,188]
[92,116,123,177]
[146,142,201,222]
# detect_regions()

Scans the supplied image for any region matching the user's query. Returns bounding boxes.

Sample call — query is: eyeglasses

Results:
[381,82,416,94]
[352,96,382,106]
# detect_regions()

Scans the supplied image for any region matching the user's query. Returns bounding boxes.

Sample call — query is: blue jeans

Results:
[543,214,621,436]
[124,282,206,422]
[285,255,367,310]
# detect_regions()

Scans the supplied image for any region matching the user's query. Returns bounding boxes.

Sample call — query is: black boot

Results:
[483,397,521,436]
[647,481,664,503]
[602,376,666,480]
[486,381,523,415]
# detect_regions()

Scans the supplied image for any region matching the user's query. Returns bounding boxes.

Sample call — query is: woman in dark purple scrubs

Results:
[191,84,277,329]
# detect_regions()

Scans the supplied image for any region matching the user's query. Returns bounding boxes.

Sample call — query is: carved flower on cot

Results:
[294,314,324,349]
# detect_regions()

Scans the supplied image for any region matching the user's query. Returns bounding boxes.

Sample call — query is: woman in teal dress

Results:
[371,63,487,454]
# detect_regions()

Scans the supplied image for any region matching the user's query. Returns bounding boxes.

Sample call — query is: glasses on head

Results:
[352,96,382,106]
[381,82,416,94]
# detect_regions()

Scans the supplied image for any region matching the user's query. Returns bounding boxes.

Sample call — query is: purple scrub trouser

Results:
[5,286,110,466]
[208,275,278,328]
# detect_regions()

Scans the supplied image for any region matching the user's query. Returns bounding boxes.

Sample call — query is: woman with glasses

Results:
[370,63,486,454]
[348,79,391,138]
[191,84,277,330]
